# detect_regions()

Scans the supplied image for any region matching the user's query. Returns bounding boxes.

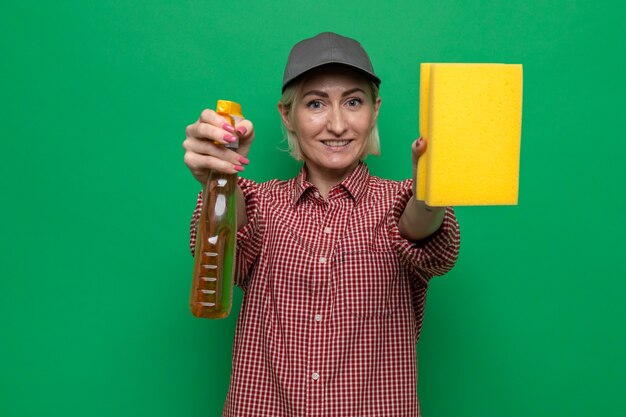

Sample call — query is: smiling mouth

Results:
[322,140,352,147]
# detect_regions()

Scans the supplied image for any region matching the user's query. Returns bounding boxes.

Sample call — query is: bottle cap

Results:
[216,100,243,150]
[216,100,243,125]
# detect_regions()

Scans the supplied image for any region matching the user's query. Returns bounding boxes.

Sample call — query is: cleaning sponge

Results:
[417,63,523,206]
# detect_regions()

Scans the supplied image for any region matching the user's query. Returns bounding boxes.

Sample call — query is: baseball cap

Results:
[282,32,381,92]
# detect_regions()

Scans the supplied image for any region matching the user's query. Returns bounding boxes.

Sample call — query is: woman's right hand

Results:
[183,108,254,185]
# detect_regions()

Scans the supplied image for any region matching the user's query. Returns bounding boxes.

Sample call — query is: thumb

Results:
[411,137,427,165]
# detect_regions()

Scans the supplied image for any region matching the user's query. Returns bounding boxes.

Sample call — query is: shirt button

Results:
[324,227,332,234]
[319,257,327,264]
[314,191,320,198]
[312,372,320,381]
[314,314,322,322]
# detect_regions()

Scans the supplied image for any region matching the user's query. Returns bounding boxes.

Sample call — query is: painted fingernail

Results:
[224,133,237,143]
[236,126,247,136]
[238,156,250,165]
[234,165,245,172]
[222,123,236,133]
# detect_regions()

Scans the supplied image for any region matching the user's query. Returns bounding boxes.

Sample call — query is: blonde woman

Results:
[183,32,460,417]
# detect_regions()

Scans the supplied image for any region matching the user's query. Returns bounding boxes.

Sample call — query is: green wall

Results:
[2,1,624,416]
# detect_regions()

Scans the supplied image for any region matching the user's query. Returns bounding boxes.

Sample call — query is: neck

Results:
[304,161,359,198]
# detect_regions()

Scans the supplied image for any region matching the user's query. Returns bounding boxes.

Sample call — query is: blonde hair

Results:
[278,76,381,161]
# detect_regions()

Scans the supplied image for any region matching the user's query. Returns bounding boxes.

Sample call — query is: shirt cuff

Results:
[388,181,461,284]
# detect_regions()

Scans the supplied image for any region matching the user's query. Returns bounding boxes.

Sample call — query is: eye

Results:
[346,98,363,108]
[306,100,323,109]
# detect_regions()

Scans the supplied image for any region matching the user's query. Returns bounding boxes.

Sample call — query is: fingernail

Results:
[236,126,247,136]
[238,156,250,165]
[222,123,236,133]
[234,165,245,172]
[224,133,237,143]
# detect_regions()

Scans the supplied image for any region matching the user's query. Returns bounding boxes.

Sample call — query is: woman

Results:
[183,32,460,417]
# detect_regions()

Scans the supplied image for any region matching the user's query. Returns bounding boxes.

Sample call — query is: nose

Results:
[326,106,348,136]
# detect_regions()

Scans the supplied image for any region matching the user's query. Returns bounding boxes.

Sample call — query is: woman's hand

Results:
[183,109,254,185]
[411,137,427,198]
[399,137,446,242]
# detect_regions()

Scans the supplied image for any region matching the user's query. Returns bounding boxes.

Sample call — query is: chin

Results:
[322,158,359,171]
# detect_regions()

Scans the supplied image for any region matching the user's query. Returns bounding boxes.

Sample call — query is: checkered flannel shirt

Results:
[189,162,460,417]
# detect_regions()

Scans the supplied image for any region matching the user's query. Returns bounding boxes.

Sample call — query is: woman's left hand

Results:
[411,137,427,199]
[398,137,446,241]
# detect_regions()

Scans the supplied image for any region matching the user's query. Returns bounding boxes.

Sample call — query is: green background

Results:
[2,1,625,416]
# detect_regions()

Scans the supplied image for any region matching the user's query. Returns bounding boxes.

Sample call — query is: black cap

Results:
[282,32,381,92]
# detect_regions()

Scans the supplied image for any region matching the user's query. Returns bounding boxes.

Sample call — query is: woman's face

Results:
[280,66,381,179]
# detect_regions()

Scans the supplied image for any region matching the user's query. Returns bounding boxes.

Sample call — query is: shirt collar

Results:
[291,161,370,206]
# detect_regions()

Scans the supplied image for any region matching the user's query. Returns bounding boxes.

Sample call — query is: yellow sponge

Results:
[416,63,431,201]
[417,63,523,206]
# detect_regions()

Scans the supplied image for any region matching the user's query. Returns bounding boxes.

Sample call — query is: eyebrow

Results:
[302,87,366,99]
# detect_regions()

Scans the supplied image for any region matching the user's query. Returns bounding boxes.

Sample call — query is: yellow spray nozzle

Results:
[216,100,243,126]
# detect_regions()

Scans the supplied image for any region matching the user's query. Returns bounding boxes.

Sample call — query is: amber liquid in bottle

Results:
[190,173,237,318]
[190,100,241,319]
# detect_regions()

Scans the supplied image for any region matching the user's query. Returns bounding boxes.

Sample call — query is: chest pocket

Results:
[338,250,400,318]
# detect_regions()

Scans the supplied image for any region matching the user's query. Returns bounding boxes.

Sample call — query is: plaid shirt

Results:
[190,162,460,417]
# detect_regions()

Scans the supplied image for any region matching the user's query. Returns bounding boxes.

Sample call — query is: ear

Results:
[371,97,382,126]
[277,102,294,131]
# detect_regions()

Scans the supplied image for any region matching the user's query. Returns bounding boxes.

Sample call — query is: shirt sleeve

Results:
[235,177,264,289]
[387,179,461,285]
[189,190,203,256]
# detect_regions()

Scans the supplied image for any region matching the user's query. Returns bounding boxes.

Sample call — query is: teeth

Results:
[323,140,350,147]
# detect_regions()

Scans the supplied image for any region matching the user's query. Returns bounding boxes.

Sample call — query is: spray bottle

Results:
[190,100,243,319]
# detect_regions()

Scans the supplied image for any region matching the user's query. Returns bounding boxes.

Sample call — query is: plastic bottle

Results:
[190,100,243,319]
